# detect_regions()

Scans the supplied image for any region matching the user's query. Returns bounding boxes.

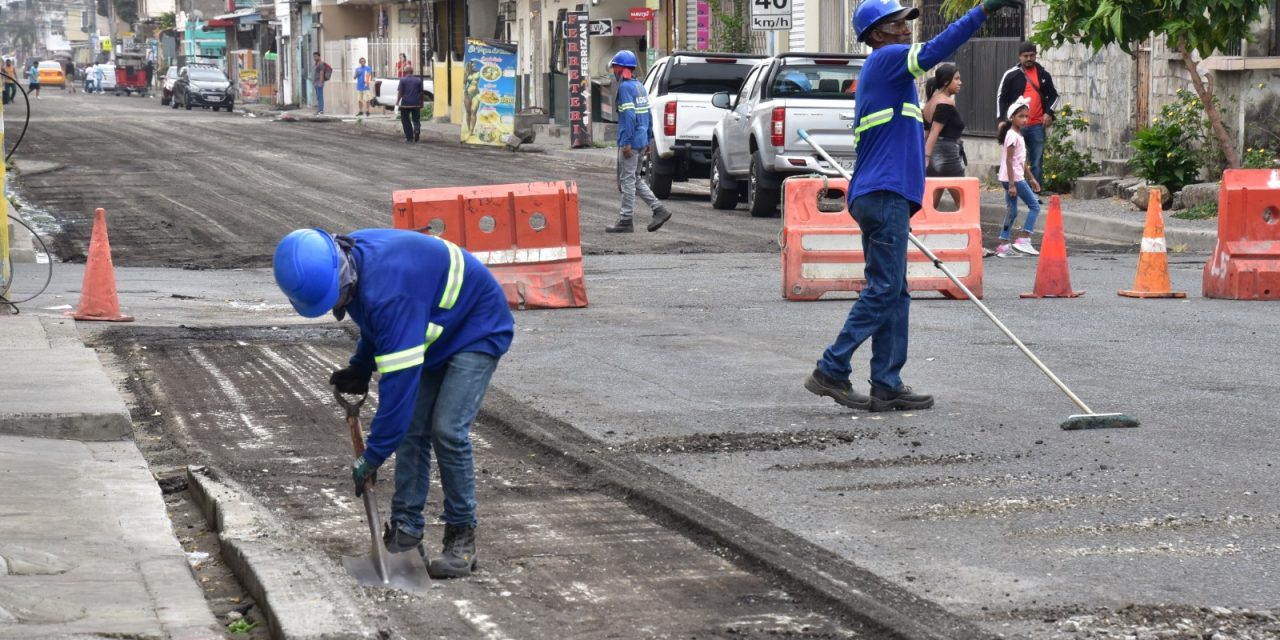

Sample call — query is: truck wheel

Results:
[644,149,674,199]
[747,152,781,217]
[709,148,738,210]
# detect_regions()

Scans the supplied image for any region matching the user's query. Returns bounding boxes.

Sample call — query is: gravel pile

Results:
[1022,604,1280,639]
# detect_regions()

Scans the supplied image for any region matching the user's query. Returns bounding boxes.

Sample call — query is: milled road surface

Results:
[11,92,775,268]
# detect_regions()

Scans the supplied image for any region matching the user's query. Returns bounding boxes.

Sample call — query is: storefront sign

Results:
[696,1,710,50]
[461,39,518,147]
[239,68,259,102]
[629,7,654,21]
[565,11,592,149]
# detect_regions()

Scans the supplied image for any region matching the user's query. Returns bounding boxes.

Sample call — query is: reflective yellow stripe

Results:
[901,102,923,122]
[426,322,443,347]
[907,44,924,78]
[854,108,894,135]
[618,103,636,111]
[439,238,464,310]
[375,344,426,374]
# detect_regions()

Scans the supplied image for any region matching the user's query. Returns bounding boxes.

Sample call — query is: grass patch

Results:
[1173,201,1217,220]
[227,618,258,634]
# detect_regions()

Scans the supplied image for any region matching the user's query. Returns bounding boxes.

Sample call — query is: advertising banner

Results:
[565,11,592,149]
[696,1,710,50]
[239,69,259,102]
[461,39,518,146]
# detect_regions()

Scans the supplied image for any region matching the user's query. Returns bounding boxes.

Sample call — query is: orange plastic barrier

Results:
[1203,169,1280,300]
[780,177,984,300]
[392,181,587,309]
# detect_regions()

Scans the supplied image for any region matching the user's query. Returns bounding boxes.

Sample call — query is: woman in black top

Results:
[923,64,966,178]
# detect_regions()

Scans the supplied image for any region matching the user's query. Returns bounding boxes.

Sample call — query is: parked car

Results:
[639,52,764,199]
[85,64,117,93]
[709,53,864,216]
[172,66,235,112]
[369,75,435,109]
[160,66,179,105]
[37,60,66,88]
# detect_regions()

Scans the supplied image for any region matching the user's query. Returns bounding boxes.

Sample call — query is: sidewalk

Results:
[0,315,219,639]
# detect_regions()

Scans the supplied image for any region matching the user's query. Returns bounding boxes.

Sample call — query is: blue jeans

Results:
[999,180,1041,240]
[390,351,499,535]
[1022,124,1045,185]
[314,84,325,112]
[817,191,911,392]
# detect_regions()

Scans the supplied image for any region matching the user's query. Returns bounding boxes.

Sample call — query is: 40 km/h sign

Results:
[751,0,792,30]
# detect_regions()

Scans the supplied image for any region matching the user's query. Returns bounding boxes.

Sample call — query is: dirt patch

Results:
[769,453,988,472]
[621,429,880,455]
[1003,603,1280,639]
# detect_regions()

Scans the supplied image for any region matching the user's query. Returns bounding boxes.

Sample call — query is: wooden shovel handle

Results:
[334,390,368,457]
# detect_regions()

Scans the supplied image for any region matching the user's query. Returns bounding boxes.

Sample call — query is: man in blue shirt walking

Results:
[805,0,1022,412]
[274,227,514,579]
[605,50,672,234]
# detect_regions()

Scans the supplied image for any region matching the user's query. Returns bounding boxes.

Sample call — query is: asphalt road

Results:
[7,92,1279,640]
[9,91,776,269]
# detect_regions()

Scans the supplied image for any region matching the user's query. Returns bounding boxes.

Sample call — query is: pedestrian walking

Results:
[396,53,411,78]
[144,59,154,91]
[997,42,1058,188]
[64,60,76,93]
[922,63,966,209]
[27,61,40,99]
[312,52,331,114]
[604,49,671,234]
[2,59,17,105]
[354,57,373,116]
[93,65,105,94]
[273,227,513,579]
[396,65,424,143]
[995,98,1041,257]
[803,0,1022,413]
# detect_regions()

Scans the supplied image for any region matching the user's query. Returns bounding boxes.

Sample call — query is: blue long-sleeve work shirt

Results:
[849,6,988,209]
[615,78,652,149]
[343,229,514,466]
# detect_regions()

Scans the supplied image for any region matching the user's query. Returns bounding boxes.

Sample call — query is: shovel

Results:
[335,390,432,591]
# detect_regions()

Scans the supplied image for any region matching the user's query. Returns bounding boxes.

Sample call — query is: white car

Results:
[369,75,434,109]
[85,64,117,93]
[160,66,179,105]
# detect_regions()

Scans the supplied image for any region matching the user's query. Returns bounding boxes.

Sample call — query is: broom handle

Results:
[796,129,1095,416]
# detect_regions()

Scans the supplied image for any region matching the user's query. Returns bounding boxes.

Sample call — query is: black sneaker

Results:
[427,524,477,579]
[804,368,871,410]
[869,384,934,412]
[382,521,425,555]
[647,207,672,232]
[606,218,634,233]
[414,129,421,142]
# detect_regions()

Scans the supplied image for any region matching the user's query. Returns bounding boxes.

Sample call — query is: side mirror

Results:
[710,92,731,109]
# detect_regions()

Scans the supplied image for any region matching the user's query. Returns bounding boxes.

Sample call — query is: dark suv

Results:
[172,66,235,112]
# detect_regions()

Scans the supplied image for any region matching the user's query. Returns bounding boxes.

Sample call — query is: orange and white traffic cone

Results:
[1118,189,1187,299]
[67,208,134,322]
[1022,195,1084,298]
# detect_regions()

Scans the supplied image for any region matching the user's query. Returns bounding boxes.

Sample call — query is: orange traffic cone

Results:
[1021,195,1084,298]
[67,208,134,322]
[1118,189,1186,299]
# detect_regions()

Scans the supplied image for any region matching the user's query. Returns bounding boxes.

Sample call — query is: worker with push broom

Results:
[805,0,1024,412]
[274,228,514,579]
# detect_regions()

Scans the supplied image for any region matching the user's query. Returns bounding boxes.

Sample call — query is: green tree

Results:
[158,11,176,32]
[1031,0,1269,170]
[712,0,750,53]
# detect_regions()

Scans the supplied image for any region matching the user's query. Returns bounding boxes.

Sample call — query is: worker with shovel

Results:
[804,0,1023,412]
[274,228,514,579]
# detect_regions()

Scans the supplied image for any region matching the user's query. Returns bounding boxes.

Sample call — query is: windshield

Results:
[772,63,862,100]
[665,61,757,95]
[190,70,227,83]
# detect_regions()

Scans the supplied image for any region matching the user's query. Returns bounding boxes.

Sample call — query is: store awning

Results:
[212,8,261,22]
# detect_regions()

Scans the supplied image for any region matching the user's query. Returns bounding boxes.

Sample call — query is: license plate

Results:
[207,96,222,101]
[838,159,855,171]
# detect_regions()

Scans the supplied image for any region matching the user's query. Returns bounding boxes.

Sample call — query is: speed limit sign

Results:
[751,0,792,30]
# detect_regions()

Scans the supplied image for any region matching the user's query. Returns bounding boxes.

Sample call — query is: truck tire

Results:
[747,152,780,217]
[644,148,674,199]
[709,148,739,210]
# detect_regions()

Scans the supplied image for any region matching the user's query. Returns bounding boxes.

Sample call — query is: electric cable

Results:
[2,69,33,161]
[1,213,54,314]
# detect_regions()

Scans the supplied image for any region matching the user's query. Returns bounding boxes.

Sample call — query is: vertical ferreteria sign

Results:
[565,11,593,149]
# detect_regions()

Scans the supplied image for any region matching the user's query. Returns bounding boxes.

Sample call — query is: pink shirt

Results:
[998,128,1027,183]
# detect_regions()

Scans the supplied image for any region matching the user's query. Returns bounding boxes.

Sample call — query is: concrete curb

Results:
[186,465,377,640]
[979,203,1218,252]
[480,388,996,640]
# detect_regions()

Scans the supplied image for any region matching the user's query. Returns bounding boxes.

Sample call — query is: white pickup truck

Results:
[709,53,865,217]
[639,52,764,199]
[369,75,435,109]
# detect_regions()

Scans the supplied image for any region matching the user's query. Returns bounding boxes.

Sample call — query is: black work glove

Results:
[329,366,372,395]
[982,0,1023,13]
[351,455,378,497]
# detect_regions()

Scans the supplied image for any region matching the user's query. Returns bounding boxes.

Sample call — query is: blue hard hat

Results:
[273,228,342,318]
[609,50,638,69]
[853,0,920,43]
[778,70,812,93]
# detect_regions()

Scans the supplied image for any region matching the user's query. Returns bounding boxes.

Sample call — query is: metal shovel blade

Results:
[341,485,432,592]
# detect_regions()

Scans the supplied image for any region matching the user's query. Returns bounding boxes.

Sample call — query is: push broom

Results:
[797,129,1138,430]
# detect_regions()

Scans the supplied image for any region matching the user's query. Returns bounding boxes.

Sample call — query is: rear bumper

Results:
[770,152,853,177]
